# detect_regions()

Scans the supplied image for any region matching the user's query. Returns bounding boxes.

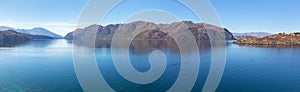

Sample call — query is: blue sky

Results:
[0,0,299,36]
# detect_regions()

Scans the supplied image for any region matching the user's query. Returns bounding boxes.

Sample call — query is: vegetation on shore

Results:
[234,32,300,46]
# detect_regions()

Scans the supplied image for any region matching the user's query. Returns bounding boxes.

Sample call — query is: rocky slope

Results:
[233,32,273,39]
[65,21,235,41]
[234,33,300,46]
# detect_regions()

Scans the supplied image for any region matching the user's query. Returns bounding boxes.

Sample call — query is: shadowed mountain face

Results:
[0,30,54,47]
[0,30,30,46]
[65,21,235,42]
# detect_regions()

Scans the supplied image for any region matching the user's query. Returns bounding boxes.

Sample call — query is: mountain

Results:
[0,30,30,42]
[0,30,54,47]
[22,27,62,39]
[233,32,300,47]
[233,32,273,39]
[24,34,54,40]
[65,21,235,42]
[0,30,31,47]
[0,26,14,31]
[0,26,62,38]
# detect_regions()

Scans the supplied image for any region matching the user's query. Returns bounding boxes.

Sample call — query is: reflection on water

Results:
[19,40,57,48]
[0,41,27,47]
[1,39,300,91]
[73,39,219,53]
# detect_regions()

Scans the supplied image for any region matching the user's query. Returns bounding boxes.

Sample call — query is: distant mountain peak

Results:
[0,26,14,31]
[0,26,62,39]
[233,32,273,39]
[32,27,45,29]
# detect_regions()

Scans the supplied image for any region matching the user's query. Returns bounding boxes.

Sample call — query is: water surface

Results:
[0,39,300,92]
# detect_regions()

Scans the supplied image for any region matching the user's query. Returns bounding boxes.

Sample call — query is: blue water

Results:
[0,39,300,92]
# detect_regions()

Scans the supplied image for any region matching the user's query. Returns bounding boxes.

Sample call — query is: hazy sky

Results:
[0,0,299,36]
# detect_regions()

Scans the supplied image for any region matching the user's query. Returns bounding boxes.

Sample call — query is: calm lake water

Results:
[0,39,300,92]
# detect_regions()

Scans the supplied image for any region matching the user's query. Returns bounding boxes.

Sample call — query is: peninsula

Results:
[234,32,300,46]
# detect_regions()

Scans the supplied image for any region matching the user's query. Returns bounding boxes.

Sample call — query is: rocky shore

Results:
[233,33,300,46]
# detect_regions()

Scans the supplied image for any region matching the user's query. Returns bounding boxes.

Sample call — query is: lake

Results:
[0,39,300,92]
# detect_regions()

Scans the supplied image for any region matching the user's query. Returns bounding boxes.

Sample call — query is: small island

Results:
[234,32,300,47]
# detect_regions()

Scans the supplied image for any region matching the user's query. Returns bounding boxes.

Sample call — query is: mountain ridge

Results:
[233,32,273,39]
[64,21,235,41]
[0,26,62,38]
[0,30,54,47]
